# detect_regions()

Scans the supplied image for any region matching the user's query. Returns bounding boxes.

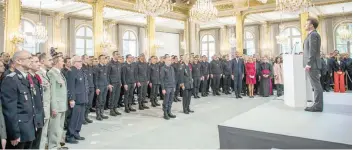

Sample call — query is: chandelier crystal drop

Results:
[190,0,218,22]
[34,2,48,44]
[276,0,313,12]
[276,34,289,44]
[135,0,173,17]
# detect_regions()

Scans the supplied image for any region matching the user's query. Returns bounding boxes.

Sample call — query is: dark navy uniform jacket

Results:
[192,62,201,78]
[107,60,122,84]
[94,64,109,89]
[122,63,136,85]
[222,60,232,76]
[180,63,193,90]
[1,69,36,142]
[160,65,175,90]
[82,64,95,88]
[67,67,88,105]
[149,63,160,84]
[29,74,44,129]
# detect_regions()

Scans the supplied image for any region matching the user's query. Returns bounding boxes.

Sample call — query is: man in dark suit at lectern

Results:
[303,18,323,112]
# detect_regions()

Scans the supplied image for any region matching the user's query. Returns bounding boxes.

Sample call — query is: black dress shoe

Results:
[139,105,144,110]
[305,107,323,112]
[113,108,121,115]
[163,112,170,120]
[101,114,109,119]
[142,104,149,109]
[196,95,201,98]
[110,110,117,116]
[119,103,125,107]
[129,107,136,112]
[155,101,161,106]
[96,116,103,121]
[307,100,313,102]
[85,117,93,123]
[90,108,96,112]
[183,110,189,114]
[168,112,176,118]
[74,136,85,140]
[125,109,130,113]
[188,109,194,113]
[238,95,242,98]
[65,138,78,144]
[132,102,137,105]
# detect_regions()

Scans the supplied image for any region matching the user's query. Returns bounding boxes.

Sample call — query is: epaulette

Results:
[6,72,16,77]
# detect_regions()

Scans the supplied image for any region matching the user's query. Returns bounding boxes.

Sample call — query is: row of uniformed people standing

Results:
[0,51,89,149]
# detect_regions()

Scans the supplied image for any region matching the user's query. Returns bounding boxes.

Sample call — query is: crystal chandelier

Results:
[338,7,351,42]
[276,15,288,44]
[229,33,236,48]
[34,2,48,44]
[190,0,218,22]
[276,0,313,12]
[135,0,173,17]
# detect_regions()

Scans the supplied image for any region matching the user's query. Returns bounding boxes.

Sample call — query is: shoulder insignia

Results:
[6,72,16,77]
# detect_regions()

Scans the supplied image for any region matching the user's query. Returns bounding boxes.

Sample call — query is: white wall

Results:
[155,32,180,57]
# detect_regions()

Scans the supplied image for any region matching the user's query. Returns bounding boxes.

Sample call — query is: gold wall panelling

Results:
[173,6,188,15]
[4,0,21,55]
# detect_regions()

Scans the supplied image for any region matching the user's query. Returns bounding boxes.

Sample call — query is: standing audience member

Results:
[122,54,137,113]
[0,61,6,82]
[28,56,45,149]
[160,56,176,120]
[245,57,256,98]
[231,52,244,99]
[47,55,68,149]
[66,56,86,143]
[107,51,122,116]
[37,53,53,149]
[135,54,150,110]
[259,56,273,97]
[200,55,210,97]
[148,56,161,107]
[273,57,284,97]
[180,55,194,114]
[222,55,232,95]
[1,50,35,149]
[192,56,201,98]
[82,55,95,124]
[333,55,346,93]
[94,55,110,120]
[210,55,222,96]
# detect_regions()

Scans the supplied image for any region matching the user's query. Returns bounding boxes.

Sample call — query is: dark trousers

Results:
[151,84,160,101]
[276,84,283,96]
[96,86,108,110]
[307,69,324,109]
[242,77,247,95]
[6,141,33,149]
[109,83,121,109]
[254,76,260,94]
[320,74,331,91]
[137,82,148,103]
[163,87,175,112]
[124,84,135,106]
[223,75,231,93]
[201,75,208,94]
[193,77,201,96]
[85,87,95,118]
[67,104,85,138]
[174,83,180,98]
[31,127,43,149]
[182,88,192,111]
[234,75,242,96]
[207,76,211,93]
[212,74,221,93]
[119,86,124,105]
[159,86,164,99]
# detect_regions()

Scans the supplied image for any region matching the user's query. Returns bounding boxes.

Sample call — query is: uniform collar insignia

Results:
[18,74,23,79]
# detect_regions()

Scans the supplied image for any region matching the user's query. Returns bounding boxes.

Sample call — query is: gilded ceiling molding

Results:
[173,6,188,15]
[120,0,136,3]
[216,4,234,11]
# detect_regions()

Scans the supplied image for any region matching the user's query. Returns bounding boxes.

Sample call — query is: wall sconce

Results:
[10,32,25,45]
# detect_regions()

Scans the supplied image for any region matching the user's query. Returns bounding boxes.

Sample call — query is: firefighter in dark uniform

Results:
[180,55,194,114]
[122,54,137,113]
[210,55,222,96]
[28,56,44,149]
[1,51,36,149]
[66,56,87,143]
[136,54,150,110]
[94,55,109,120]
[160,56,176,120]
[171,56,182,102]
[222,55,232,94]
[107,51,122,116]
[118,56,125,107]
[82,55,94,124]
[192,56,201,98]
[148,56,161,107]
[200,55,209,97]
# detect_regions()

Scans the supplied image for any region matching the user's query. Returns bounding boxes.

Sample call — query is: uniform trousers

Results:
[212,74,221,93]
[223,75,231,92]
[6,141,33,149]
[174,83,180,98]
[193,77,201,96]
[163,87,175,112]
[96,86,108,110]
[201,75,208,94]
[151,84,160,101]
[234,75,243,96]
[137,82,148,103]
[31,127,43,149]
[39,118,49,149]
[124,84,135,106]
[182,88,192,111]
[109,83,121,109]
[67,104,85,138]
[48,112,65,149]
[85,87,95,118]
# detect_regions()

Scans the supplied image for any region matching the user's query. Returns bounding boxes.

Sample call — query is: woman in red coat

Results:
[246,57,256,98]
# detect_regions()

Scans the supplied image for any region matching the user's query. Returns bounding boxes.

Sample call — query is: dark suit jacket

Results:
[231,58,244,76]
[180,63,193,90]
[67,67,88,104]
[1,69,36,142]
[303,30,322,69]
[333,60,346,72]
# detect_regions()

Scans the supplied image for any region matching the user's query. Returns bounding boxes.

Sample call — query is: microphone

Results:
[291,42,299,54]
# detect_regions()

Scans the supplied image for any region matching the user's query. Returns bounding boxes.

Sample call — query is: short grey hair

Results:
[71,55,81,64]
[12,50,30,61]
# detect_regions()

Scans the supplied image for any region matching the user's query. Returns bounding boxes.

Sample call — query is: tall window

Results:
[123,31,137,57]
[21,19,37,54]
[244,31,255,56]
[280,27,301,54]
[201,34,215,61]
[335,22,352,53]
[75,26,93,56]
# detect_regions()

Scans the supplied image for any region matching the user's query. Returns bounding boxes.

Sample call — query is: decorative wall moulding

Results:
[215,4,234,11]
